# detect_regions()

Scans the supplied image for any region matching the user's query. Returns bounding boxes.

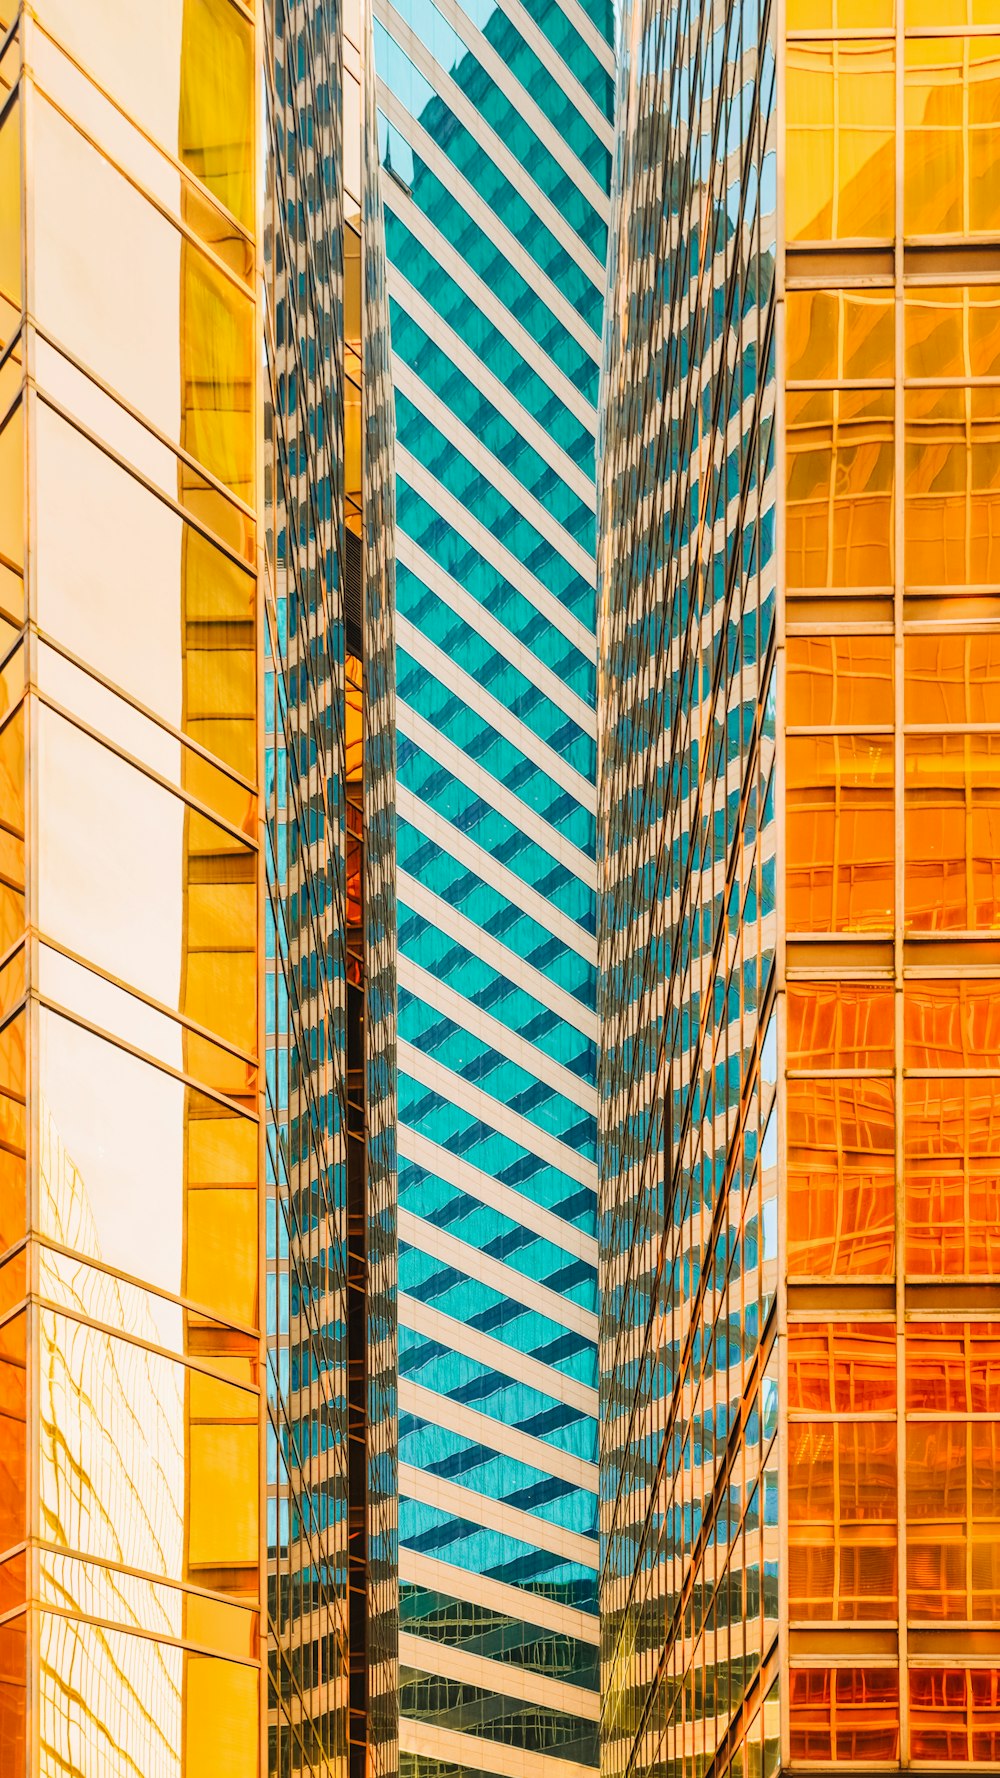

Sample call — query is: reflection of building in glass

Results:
[0,1,395,1775]
[370,2,612,1774]
[600,4,1000,1774]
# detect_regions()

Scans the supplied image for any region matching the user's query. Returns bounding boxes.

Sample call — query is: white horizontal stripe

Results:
[389,267,596,502]
[399,955,594,1113]
[397,444,596,662]
[398,1039,596,1188]
[398,1207,598,1339]
[393,360,596,584]
[400,1379,598,1491]
[398,1122,598,1264]
[399,1292,597,1416]
[378,86,601,362]
[397,530,596,736]
[382,191,597,436]
[397,787,594,961]
[399,702,596,886]
[399,1631,600,1720]
[400,1548,600,1644]
[397,870,597,1043]
[396,612,595,811]
[399,1462,598,1568]
[399,1715,597,1778]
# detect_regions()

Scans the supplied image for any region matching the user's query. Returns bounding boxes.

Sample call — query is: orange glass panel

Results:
[786,390,894,590]
[787,1080,895,1277]
[905,734,1000,930]
[786,636,894,727]
[0,1615,25,1774]
[786,291,894,383]
[790,1667,899,1763]
[786,737,894,933]
[787,982,894,1069]
[908,1421,970,1620]
[905,38,1000,238]
[908,1321,1000,1412]
[906,633,1000,725]
[788,1421,897,1621]
[906,287,1000,380]
[786,43,895,242]
[0,92,20,355]
[0,1011,25,1255]
[0,404,23,576]
[905,1078,1000,1276]
[905,386,1000,587]
[905,981,1000,1068]
[0,1308,25,1552]
[788,1322,896,1412]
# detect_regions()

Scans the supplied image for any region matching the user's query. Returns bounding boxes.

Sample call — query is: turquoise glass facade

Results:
[372,1,613,1772]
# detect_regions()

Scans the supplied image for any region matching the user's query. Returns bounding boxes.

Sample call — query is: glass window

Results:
[0,91,20,353]
[37,1008,257,1330]
[0,1309,25,1550]
[787,982,894,1069]
[906,634,1000,725]
[906,734,1000,929]
[905,37,1000,238]
[786,42,895,242]
[788,1421,897,1620]
[33,97,253,500]
[37,707,256,1055]
[788,1323,896,1413]
[35,0,253,227]
[786,736,894,933]
[905,981,1000,1068]
[907,1421,1000,1621]
[786,291,894,384]
[905,386,1000,588]
[911,1668,1000,1763]
[790,1667,899,1763]
[787,1080,895,1276]
[905,1078,1000,1277]
[786,391,894,590]
[787,636,894,727]
[906,287,1000,379]
[907,1321,1000,1411]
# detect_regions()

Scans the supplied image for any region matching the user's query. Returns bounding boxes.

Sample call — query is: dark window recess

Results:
[345,526,363,658]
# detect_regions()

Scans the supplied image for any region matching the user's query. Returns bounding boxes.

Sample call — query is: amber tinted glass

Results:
[787,1080,895,1276]
[906,287,1000,379]
[786,43,895,241]
[788,1323,896,1413]
[905,982,1000,1068]
[788,1421,897,1620]
[786,291,894,383]
[906,634,1000,725]
[905,38,1000,237]
[786,391,895,589]
[907,1321,1000,1412]
[905,385,1000,589]
[906,734,1000,930]
[786,737,894,932]
[787,982,894,1069]
[905,1078,1000,1276]
[790,1667,899,1763]
[786,636,894,727]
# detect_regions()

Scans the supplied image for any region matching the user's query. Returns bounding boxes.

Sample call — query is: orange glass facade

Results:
[784,2,1000,1764]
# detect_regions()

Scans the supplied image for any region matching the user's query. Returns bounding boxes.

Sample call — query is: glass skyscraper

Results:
[600,2,1000,1774]
[0,2,395,1775]
[371,0,612,1772]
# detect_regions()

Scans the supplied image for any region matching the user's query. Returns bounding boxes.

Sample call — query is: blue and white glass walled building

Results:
[371,2,613,1772]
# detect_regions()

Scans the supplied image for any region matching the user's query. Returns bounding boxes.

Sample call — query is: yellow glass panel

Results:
[786,635,894,726]
[0,403,23,574]
[905,386,1000,587]
[906,732,1000,929]
[36,707,256,1054]
[786,390,894,589]
[906,287,1000,380]
[788,1322,896,1412]
[0,92,20,353]
[905,981,1000,1068]
[788,1421,897,1621]
[787,1079,895,1276]
[906,634,1000,725]
[786,291,894,384]
[33,96,253,498]
[787,982,894,1068]
[35,405,255,779]
[0,705,24,959]
[0,1011,25,1254]
[786,736,894,933]
[905,37,1000,238]
[905,1078,1000,1277]
[908,0,1000,18]
[37,1008,257,1326]
[0,1308,25,1551]
[787,0,894,21]
[184,1652,258,1778]
[786,43,895,242]
[36,0,254,228]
